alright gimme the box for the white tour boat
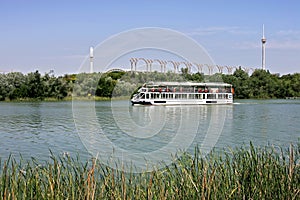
[131,82,234,105]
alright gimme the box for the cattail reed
[0,143,299,199]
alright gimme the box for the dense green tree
[96,76,116,97]
[227,67,251,99]
[0,70,299,101]
[5,72,27,100]
[249,70,278,98]
[46,77,69,99]
[26,70,45,99]
[205,73,223,82]
[280,73,300,97]
[190,72,204,82]
[72,73,100,96]
[181,67,192,80]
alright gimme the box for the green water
[0,99,299,164]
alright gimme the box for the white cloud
[186,26,255,36]
[63,54,87,59]
[234,41,260,50]
[187,27,300,50]
[40,54,87,60]
[276,29,300,37]
[268,40,300,50]
[234,40,300,50]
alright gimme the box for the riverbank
[3,96,300,103]
[1,143,299,199]
[2,96,131,102]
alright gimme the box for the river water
[0,99,299,168]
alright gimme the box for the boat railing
[141,87,232,94]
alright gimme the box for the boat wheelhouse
[131,82,233,105]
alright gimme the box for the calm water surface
[0,100,299,161]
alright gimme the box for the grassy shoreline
[2,97,299,103]
[1,143,299,199]
[2,96,131,102]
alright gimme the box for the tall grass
[1,143,299,199]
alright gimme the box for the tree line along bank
[0,68,299,101]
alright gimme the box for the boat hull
[131,99,232,106]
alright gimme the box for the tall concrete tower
[89,46,94,73]
[261,24,267,70]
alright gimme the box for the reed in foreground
[0,143,299,199]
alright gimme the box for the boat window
[195,94,202,99]
[207,94,216,99]
[146,93,149,99]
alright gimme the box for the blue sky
[0,0,299,75]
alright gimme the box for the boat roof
[144,81,232,87]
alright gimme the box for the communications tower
[261,24,267,70]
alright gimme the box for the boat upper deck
[138,82,233,94]
[144,82,232,87]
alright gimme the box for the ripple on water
[0,100,299,161]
